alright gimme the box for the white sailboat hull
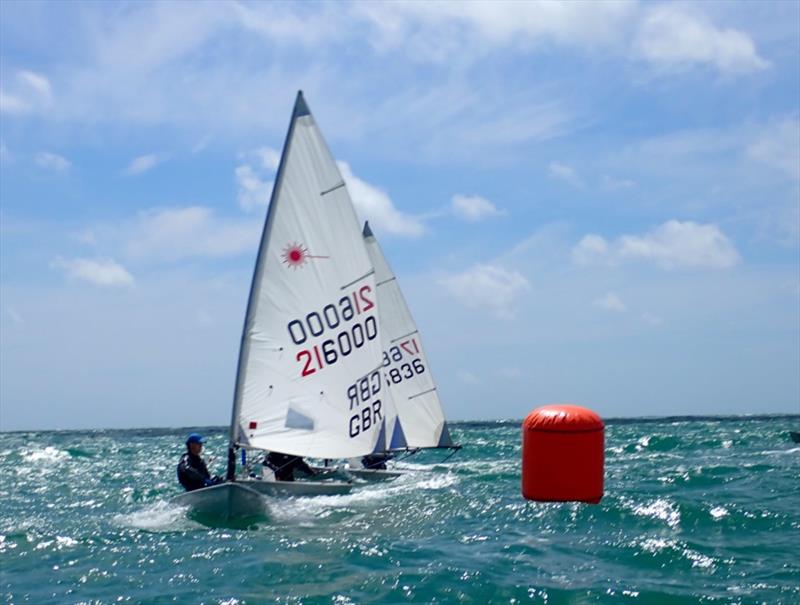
[309,465,403,482]
[347,468,404,481]
[241,477,353,496]
[171,482,268,520]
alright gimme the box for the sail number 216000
[287,286,378,377]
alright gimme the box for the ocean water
[1,416,798,605]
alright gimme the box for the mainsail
[228,92,388,463]
[363,222,454,450]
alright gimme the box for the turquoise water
[1,416,798,604]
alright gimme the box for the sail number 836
[387,358,426,385]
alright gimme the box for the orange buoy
[521,404,604,504]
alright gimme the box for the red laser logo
[281,242,328,269]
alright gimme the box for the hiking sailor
[349,452,393,470]
[262,451,317,482]
[177,433,222,491]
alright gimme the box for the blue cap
[186,433,205,445]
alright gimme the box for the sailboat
[173,91,391,518]
[345,221,459,479]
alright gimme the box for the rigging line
[340,269,375,290]
[320,181,346,196]
[360,455,394,470]
[264,454,305,476]
[390,330,419,343]
[393,448,421,463]
[439,447,461,464]
[386,444,461,453]
[409,387,437,400]
[376,277,396,287]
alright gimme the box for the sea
[1,415,798,605]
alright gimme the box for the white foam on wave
[114,500,191,531]
[639,537,678,553]
[24,446,70,463]
[440,459,515,475]
[637,537,717,570]
[683,547,716,569]
[629,498,681,529]
[710,506,729,520]
[269,471,459,524]
[755,447,800,455]
[33,535,79,552]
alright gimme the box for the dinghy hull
[347,468,403,481]
[172,482,267,520]
[242,478,353,496]
[309,465,404,482]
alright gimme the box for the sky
[1,1,798,431]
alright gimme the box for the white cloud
[441,263,530,319]
[125,206,261,261]
[195,309,213,326]
[601,175,636,190]
[255,147,281,171]
[451,194,504,222]
[572,234,609,265]
[52,257,135,287]
[191,135,212,154]
[235,164,273,212]
[338,161,425,238]
[634,6,769,75]
[125,153,166,176]
[0,4,580,160]
[747,117,800,180]
[641,312,664,326]
[7,306,24,325]
[17,70,52,100]
[548,161,582,187]
[71,229,97,246]
[496,367,522,379]
[0,70,53,115]
[573,220,740,270]
[593,292,627,312]
[35,152,71,173]
[457,370,480,385]
[233,2,343,48]
[234,147,281,211]
[355,1,636,59]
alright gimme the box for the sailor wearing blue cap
[177,433,221,491]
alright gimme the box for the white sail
[363,222,454,449]
[229,92,388,459]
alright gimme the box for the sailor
[177,433,221,491]
[360,452,393,470]
[263,451,316,482]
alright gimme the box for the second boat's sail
[229,92,388,460]
[363,222,454,450]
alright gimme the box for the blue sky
[1,1,798,430]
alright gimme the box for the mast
[226,91,310,480]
